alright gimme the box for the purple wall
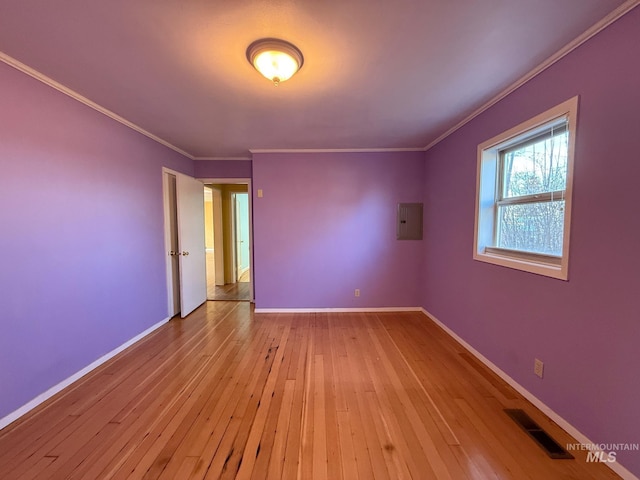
[0,62,193,421]
[422,8,640,475]
[252,151,424,309]
[194,159,252,179]
[2,6,638,475]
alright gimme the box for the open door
[176,173,206,317]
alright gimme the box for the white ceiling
[0,0,630,158]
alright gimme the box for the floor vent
[504,409,574,459]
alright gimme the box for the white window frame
[473,96,578,280]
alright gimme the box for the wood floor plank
[250,321,296,478]
[311,354,328,480]
[195,332,276,479]
[235,324,290,480]
[0,304,624,480]
[265,379,295,479]
[296,318,315,480]
[335,410,359,480]
[281,316,310,480]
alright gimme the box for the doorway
[204,182,252,302]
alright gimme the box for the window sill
[474,249,568,280]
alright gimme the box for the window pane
[497,200,565,256]
[501,129,568,199]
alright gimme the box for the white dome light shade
[246,38,304,86]
[254,50,298,84]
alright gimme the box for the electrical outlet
[534,358,544,378]
[354,289,360,297]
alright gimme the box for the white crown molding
[0,316,171,431]
[424,0,640,152]
[249,147,426,154]
[0,51,195,160]
[420,308,639,480]
[193,156,252,161]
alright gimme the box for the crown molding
[424,0,640,152]
[249,147,425,154]
[0,51,195,160]
[193,156,252,161]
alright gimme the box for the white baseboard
[420,308,638,480]
[254,306,423,314]
[0,316,171,431]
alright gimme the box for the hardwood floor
[0,303,621,479]
[206,251,251,301]
[207,282,252,301]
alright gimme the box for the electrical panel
[397,203,423,240]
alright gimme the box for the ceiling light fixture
[246,38,304,86]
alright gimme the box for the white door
[176,174,206,317]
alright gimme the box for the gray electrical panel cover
[397,203,423,240]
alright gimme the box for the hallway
[206,251,251,301]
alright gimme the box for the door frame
[210,186,225,286]
[162,167,180,317]
[232,192,250,281]
[200,178,254,303]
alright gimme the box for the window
[474,97,578,280]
